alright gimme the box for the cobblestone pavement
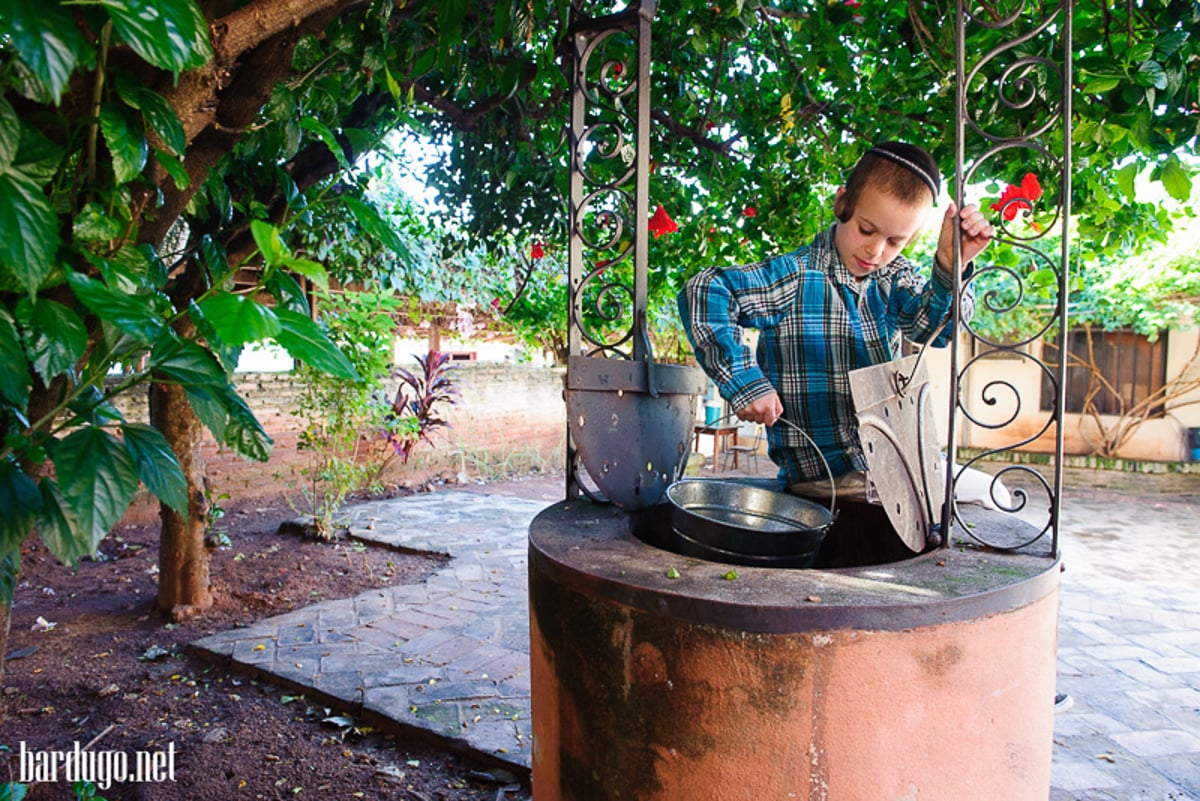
[191,470,1200,799]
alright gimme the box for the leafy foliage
[291,290,403,538]
[382,351,461,464]
[0,0,1196,606]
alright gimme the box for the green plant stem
[84,23,113,189]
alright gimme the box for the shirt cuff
[932,259,975,291]
[725,374,777,412]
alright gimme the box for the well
[542,1,1072,799]
[529,503,1058,801]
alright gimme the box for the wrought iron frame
[560,0,1073,554]
[946,0,1073,558]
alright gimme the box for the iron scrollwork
[948,0,1073,556]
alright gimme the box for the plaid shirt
[678,225,972,485]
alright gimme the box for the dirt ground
[0,474,559,801]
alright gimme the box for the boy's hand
[738,393,784,426]
[935,202,994,275]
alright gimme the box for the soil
[0,474,562,801]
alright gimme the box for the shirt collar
[820,224,859,288]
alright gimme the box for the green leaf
[384,64,404,103]
[1082,75,1121,94]
[154,150,190,190]
[265,271,311,316]
[280,256,329,291]
[251,220,288,266]
[150,338,228,386]
[33,480,91,567]
[0,97,18,171]
[273,309,360,381]
[197,293,282,346]
[73,201,125,242]
[66,272,167,343]
[0,0,90,103]
[50,427,140,546]
[0,168,59,294]
[183,384,228,443]
[121,423,187,515]
[199,234,232,285]
[0,307,32,407]
[342,196,411,262]
[104,0,213,75]
[15,297,87,382]
[117,80,187,156]
[0,552,19,610]
[0,458,40,557]
[299,118,349,171]
[1135,59,1168,90]
[1115,162,1138,200]
[1157,155,1192,203]
[99,103,148,184]
[221,389,273,461]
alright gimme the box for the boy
[678,141,994,505]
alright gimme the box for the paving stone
[189,482,1200,787]
[1049,756,1122,792]
[1110,659,1185,688]
[1110,729,1200,758]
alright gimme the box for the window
[1041,328,1167,416]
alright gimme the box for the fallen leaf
[666,567,680,579]
[805,595,822,603]
[1094,753,1116,763]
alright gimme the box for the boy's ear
[833,186,849,222]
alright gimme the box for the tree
[1,0,1196,680]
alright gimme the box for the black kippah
[865,147,940,199]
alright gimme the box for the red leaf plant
[991,172,1043,221]
[382,350,461,463]
[648,205,679,238]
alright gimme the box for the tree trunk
[150,381,213,619]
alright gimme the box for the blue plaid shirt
[678,224,972,485]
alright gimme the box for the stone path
[191,473,1200,799]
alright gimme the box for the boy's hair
[834,142,941,223]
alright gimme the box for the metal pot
[666,479,834,568]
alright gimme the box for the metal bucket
[666,479,834,568]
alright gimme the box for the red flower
[844,0,862,7]
[991,172,1043,221]
[743,206,757,217]
[648,205,679,239]
[613,62,624,76]
[704,120,715,130]
[530,242,545,260]
[490,297,501,311]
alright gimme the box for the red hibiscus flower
[648,205,679,238]
[991,173,1043,221]
[530,242,545,260]
[743,206,757,217]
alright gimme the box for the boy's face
[833,182,931,279]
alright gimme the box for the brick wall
[112,363,567,508]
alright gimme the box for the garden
[1,0,1198,798]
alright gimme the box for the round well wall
[529,501,1060,801]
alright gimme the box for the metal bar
[1053,0,1073,558]
[942,0,968,549]
[632,1,654,361]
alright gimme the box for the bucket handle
[710,410,838,524]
